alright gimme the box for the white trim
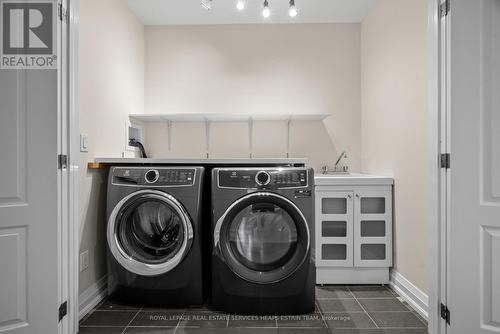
[427,0,442,333]
[57,0,68,331]
[59,0,76,333]
[78,276,108,320]
[389,270,429,320]
[68,0,80,333]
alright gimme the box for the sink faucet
[334,151,348,170]
[322,151,349,174]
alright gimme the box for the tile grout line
[321,310,419,314]
[410,309,429,327]
[80,298,107,324]
[121,306,143,334]
[347,286,379,329]
[173,308,187,334]
[390,286,429,327]
[317,297,397,300]
[316,300,332,333]
[397,295,429,327]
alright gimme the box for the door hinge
[440,153,450,169]
[58,154,68,169]
[440,303,450,325]
[58,3,68,23]
[440,0,450,18]
[58,301,68,322]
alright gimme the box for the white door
[353,189,392,268]
[0,0,63,333]
[315,191,354,267]
[447,0,500,333]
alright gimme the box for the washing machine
[106,166,204,306]
[211,167,315,314]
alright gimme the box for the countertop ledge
[314,173,394,186]
[93,157,308,165]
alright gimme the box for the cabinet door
[353,190,392,267]
[315,191,354,267]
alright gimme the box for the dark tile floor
[79,285,428,334]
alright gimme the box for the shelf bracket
[248,117,254,159]
[166,120,172,151]
[286,116,292,158]
[205,118,210,159]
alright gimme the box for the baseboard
[389,270,429,320]
[317,267,389,284]
[79,275,107,320]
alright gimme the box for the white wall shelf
[129,112,330,123]
[130,113,330,158]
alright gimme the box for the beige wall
[79,0,144,294]
[361,0,428,293]
[143,24,361,172]
[78,1,430,297]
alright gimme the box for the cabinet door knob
[355,194,360,198]
[347,194,352,199]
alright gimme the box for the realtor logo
[1,0,56,69]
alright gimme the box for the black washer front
[218,192,309,284]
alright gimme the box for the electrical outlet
[80,250,89,272]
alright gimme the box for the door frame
[67,0,80,333]
[56,0,78,333]
[428,0,448,333]
[61,0,447,333]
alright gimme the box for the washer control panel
[112,168,195,186]
[218,169,308,189]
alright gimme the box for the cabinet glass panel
[360,244,386,260]
[360,197,385,214]
[322,244,347,260]
[322,198,347,214]
[360,221,386,237]
[322,221,347,237]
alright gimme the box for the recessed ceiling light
[236,0,245,11]
[289,0,298,17]
[262,0,271,18]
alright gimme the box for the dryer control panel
[112,167,196,187]
[218,169,308,189]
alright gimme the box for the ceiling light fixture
[201,0,296,19]
[289,0,298,17]
[262,0,271,18]
[236,0,245,11]
[201,0,212,10]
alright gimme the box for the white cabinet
[315,191,354,267]
[314,174,393,284]
[354,189,392,268]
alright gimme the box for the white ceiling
[126,0,376,25]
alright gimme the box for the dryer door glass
[217,192,310,284]
[108,190,194,276]
[118,198,184,264]
[229,204,298,271]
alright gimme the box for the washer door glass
[217,192,310,284]
[229,203,298,272]
[118,199,184,264]
[108,190,193,276]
